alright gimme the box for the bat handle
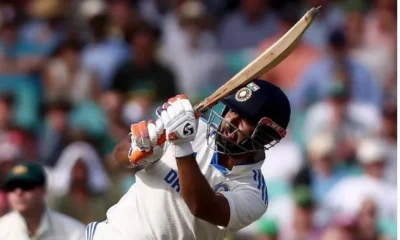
[128,112,203,165]
[194,110,204,119]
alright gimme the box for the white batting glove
[156,94,197,158]
[128,119,165,167]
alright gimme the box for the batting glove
[156,94,197,158]
[128,119,165,167]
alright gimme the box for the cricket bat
[129,7,320,164]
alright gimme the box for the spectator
[203,0,235,19]
[0,6,43,130]
[302,82,382,162]
[255,218,279,240]
[0,94,37,162]
[323,138,397,222]
[109,0,140,42]
[258,3,320,91]
[43,38,100,105]
[345,9,395,89]
[0,125,31,186]
[111,22,178,121]
[260,136,302,199]
[0,162,86,239]
[344,10,364,53]
[39,100,71,168]
[160,0,228,100]
[137,0,171,27]
[293,133,350,203]
[48,141,110,198]
[320,227,343,240]
[330,213,359,240]
[19,0,67,56]
[363,0,396,50]
[4,130,37,162]
[280,186,322,240]
[291,28,382,109]
[320,224,354,240]
[355,199,390,240]
[161,0,216,52]
[47,141,112,224]
[0,5,44,74]
[218,0,279,52]
[301,0,345,48]
[67,100,108,140]
[0,134,20,217]
[80,0,130,89]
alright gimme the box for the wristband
[172,142,194,158]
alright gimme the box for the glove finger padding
[139,121,151,152]
[131,123,143,150]
[168,97,184,116]
[128,144,164,167]
[165,103,178,121]
[160,108,171,126]
[155,119,164,137]
[147,121,157,147]
[157,94,197,144]
[181,99,194,113]
[130,120,164,152]
[129,119,166,167]
[131,121,150,152]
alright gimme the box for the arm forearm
[176,155,229,226]
[176,155,215,210]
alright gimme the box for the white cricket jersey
[106,120,269,240]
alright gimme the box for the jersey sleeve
[219,170,268,231]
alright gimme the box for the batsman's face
[219,109,255,146]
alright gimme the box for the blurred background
[0,0,396,239]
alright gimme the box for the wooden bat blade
[194,6,320,113]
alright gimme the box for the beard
[216,135,244,154]
[215,126,251,155]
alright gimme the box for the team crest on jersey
[235,87,252,102]
[214,182,230,192]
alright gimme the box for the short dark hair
[127,20,161,43]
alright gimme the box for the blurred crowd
[0,0,396,239]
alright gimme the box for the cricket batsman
[86,78,291,240]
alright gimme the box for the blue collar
[210,152,230,175]
[210,152,261,175]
